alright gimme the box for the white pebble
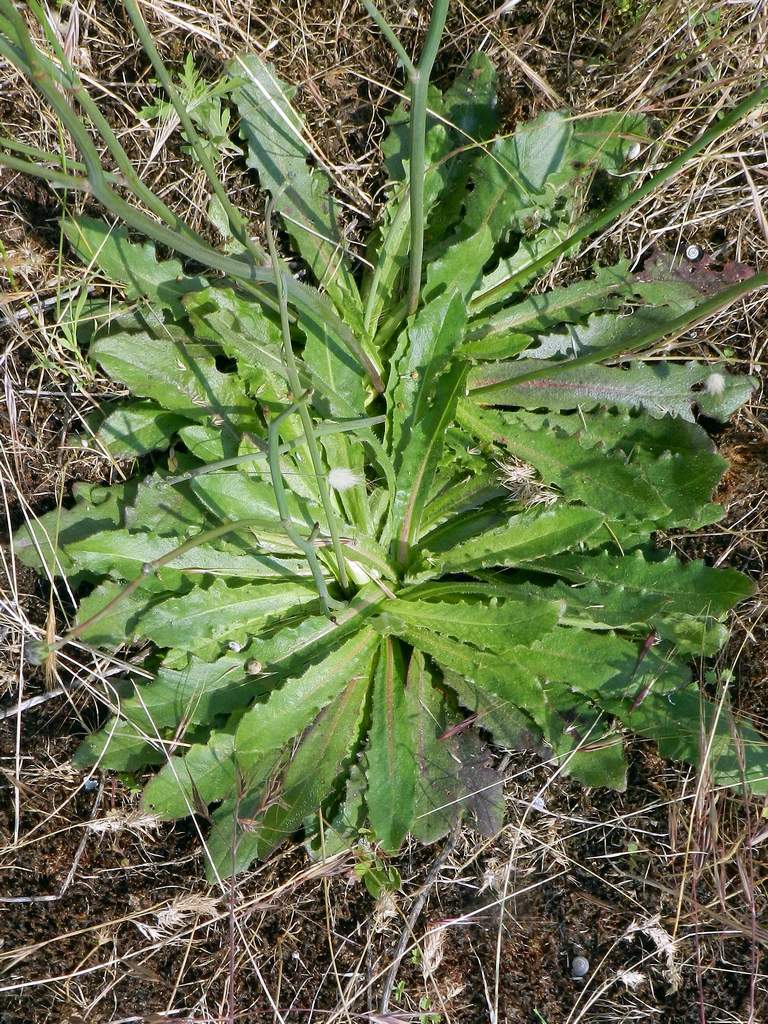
[571,956,590,979]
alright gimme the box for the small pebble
[571,956,590,980]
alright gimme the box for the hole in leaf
[214,353,238,374]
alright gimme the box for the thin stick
[265,196,351,594]
[406,0,449,315]
[162,414,386,485]
[360,1,416,77]
[267,396,343,618]
[363,0,450,315]
[0,6,383,392]
[378,823,459,1014]
[23,0,204,242]
[122,0,265,262]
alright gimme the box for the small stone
[571,956,590,979]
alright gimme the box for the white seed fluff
[615,969,646,990]
[328,467,363,492]
[705,372,726,396]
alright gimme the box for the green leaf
[231,54,362,326]
[423,52,499,243]
[389,292,468,457]
[235,628,378,779]
[413,505,606,578]
[208,666,371,876]
[188,470,323,536]
[65,529,313,582]
[74,579,160,646]
[516,406,716,456]
[184,286,287,396]
[74,721,162,772]
[405,658,505,840]
[90,317,254,427]
[467,261,641,339]
[386,292,469,559]
[404,652,464,843]
[470,227,580,314]
[142,729,237,820]
[504,407,728,529]
[608,689,768,795]
[12,481,126,576]
[459,403,671,521]
[376,623,548,732]
[525,548,755,619]
[92,402,189,456]
[469,359,756,422]
[510,578,728,656]
[378,595,562,653]
[516,308,689,362]
[133,578,321,650]
[366,637,415,852]
[539,681,627,789]
[365,118,464,338]
[63,216,206,315]
[461,112,573,242]
[441,669,542,751]
[390,362,469,566]
[245,582,381,660]
[117,652,255,731]
[423,224,494,305]
[124,473,210,538]
[306,759,368,859]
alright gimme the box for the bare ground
[1,2,768,1022]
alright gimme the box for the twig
[265,194,351,595]
[267,396,343,617]
[362,0,450,315]
[378,823,459,1014]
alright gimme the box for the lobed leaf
[235,628,378,779]
[91,317,254,428]
[413,505,606,578]
[231,54,363,327]
[92,402,189,457]
[64,216,206,315]
[469,359,756,422]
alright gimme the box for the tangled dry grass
[1,2,768,1022]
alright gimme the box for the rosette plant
[5,0,768,879]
